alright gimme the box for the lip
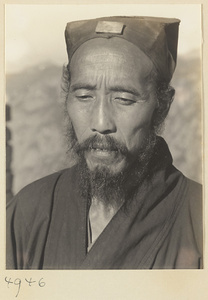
[85,148,121,164]
[91,148,118,157]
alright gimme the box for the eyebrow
[109,86,141,97]
[70,83,142,97]
[70,83,97,92]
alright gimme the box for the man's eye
[76,95,94,101]
[115,97,136,105]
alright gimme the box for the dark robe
[6,138,203,269]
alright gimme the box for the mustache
[74,134,129,156]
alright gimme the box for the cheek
[123,125,151,152]
[118,106,155,150]
[66,99,89,142]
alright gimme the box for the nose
[90,97,116,134]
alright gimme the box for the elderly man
[7,16,202,269]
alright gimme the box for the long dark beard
[64,114,157,210]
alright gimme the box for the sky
[5,4,201,73]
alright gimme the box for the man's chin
[78,157,127,210]
[84,150,127,175]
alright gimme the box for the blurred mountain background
[6,51,202,196]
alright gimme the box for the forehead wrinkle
[72,56,135,75]
[70,39,153,75]
[69,38,155,96]
[78,52,128,64]
[70,65,151,97]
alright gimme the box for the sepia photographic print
[2,2,208,299]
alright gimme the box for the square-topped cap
[65,16,180,82]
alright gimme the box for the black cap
[65,16,180,82]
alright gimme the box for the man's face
[66,38,158,175]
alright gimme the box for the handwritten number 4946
[5,277,46,297]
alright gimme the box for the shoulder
[185,177,202,213]
[183,177,203,257]
[175,174,202,226]
[186,177,202,194]
[7,167,76,225]
[170,165,202,209]
[9,169,67,203]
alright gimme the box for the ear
[162,87,175,118]
[152,86,175,130]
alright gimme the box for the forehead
[69,38,153,81]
